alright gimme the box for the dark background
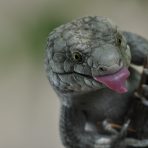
[0,0,148,148]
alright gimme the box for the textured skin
[45,16,148,148]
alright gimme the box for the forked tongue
[94,68,130,94]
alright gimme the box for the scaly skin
[45,16,148,148]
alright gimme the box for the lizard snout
[91,44,123,76]
[97,61,123,75]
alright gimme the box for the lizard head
[45,16,131,94]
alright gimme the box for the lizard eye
[72,52,83,63]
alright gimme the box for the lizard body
[45,16,148,148]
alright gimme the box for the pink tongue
[94,68,130,94]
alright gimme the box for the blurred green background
[0,0,148,148]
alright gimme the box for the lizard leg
[61,105,131,148]
[102,119,130,136]
[60,105,114,148]
[135,68,148,106]
[99,120,131,148]
[110,120,130,148]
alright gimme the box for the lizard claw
[102,119,130,137]
[109,120,130,148]
[112,120,130,141]
[101,119,131,148]
[102,120,119,135]
[95,120,129,148]
[119,120,130,137]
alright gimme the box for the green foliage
[23,17,66,61]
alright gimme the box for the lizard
[45,16,148,148]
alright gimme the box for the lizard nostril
[99,67,108,72]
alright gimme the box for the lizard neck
[57,89,100,107]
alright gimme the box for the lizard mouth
[55,68,130,93]
[93,68,130,94]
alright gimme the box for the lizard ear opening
[117,38,122,46]
[116,33,123,47]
